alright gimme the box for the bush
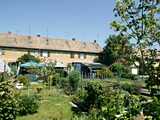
[32,84,43,94]
[17,75,30,86]
[96,67,113,79]
[72,80,142,119]
[72,81,106,113]
[143,97,160,119]
[0,79,17,120]
[58,77,68,87]
[17,95,40,116]
[17,54,40,64]
[111,63,135,79]
[68,71,81,94]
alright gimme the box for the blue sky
[0,0,115,47]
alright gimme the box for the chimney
[46,38,49,45]
[37,34,40,37]
[94,40,97,43]
[8,31,12,35]
[28,35,31,39]
[72,38,76,41]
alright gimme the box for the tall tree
[100,34,131,66]
[111,0,160,74]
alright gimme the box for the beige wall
[47,51,98,65]
[0,48,27,63]
[0,48,98,65]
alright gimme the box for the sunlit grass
[17,87,72,120]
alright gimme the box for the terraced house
[0,32,102,66]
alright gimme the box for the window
[70,53,75,58]
[0,49,5,55]
[79,53,86,59]
[41,51,49,57]
[30,50,39,56]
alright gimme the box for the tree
[100,34,131,66]
[111,0,160,74]
[17,54,40,64]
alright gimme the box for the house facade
[0,32,102,66]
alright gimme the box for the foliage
[17,75,30,86]
[110,63,135,79]
[72,80,142,119]
[17,54,40,64]
[145,58,160,94]
[37,63,60,87]
[68,71,81,94]
[111,63,127,76]
[120,82,139,94]
[57,77,71,94]
[0,74,17,120]
[143,97,160,119]
[17,94,40,116]
[96,67,113,79]
[0,72,11,82]
[100,34,131,66]
[32,84,43,94]
[111,0,160,74]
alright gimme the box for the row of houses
[0,32,102,66]
[0,32,104,76]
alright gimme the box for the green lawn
[17,87,72,120]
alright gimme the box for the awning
[20,61,44,68]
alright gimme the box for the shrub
[0,79,17,120]
[68,71,81,94]
[72,80,142,119]
[32,84,43,94]
[17,54,40,64]
[58,77,69,88]
[120,82,139,94]
[111,63,135,79]
[96,67,113,79]
[17,75,30,86]
[143,97,160,119]
[72,81,106,113]
[17,94,40,116]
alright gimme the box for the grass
[17,86,72,120]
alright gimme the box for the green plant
[17,94,40,116]
[96,67,113,79]
[32,84,43,94]
[17,75,30,86]
[68,71,81,94]
[72,80,142,119]
[143,97,160,119]
[0,76,17,120]
[17,54,40,64]
[111,63,135,79]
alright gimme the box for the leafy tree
[111,0,160,74]
[100,35,131,66]
[17,54,40,64]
